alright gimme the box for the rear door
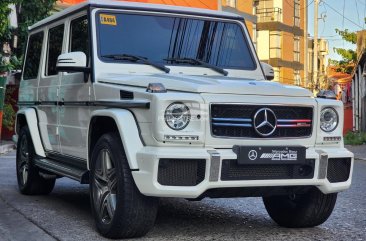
[37,22,65,153]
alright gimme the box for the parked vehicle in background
[15,0,353,238]
[317,89,337,100]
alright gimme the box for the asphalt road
[0,151,365,241]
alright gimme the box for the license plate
[233,146,306,165]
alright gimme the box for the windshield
[96,12,256,70]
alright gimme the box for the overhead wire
[322,1,363,29]
[342,0,346,47]
[355,0,361,25]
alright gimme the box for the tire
[263,187,337,228]
[90,132,158,239]
[16,126,55,195]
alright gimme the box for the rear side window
[46,24,64,76]
[70,16,89,57]
[23,32,44,80]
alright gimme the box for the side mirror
[57,52,90,82]
[261,62,274,81]
[316,90,337,100]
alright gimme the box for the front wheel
[263,187,337,228]
[90,132,158,239]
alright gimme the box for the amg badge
[234,145,306,165]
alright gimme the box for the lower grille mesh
[221,159,315,181]
[158,159,206,186]
[327,158,351,183]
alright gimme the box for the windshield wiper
[164,57,228,76]
[102,54,170,73]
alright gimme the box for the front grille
[221,159,315,181]
[158,159,206,186]
[327,158,351,183]
[211,104,313,138]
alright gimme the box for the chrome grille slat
[212,123,252,127]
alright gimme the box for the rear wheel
[16,126,55,195]
[263,187,337,228]
[90,132,158,239]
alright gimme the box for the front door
[58,14,91,159]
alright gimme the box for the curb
[0,144,15,154]
[355,157,366,161]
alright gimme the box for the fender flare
[88,109,144,170]
[16,108,46,157]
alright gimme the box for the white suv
[15,0,353,238]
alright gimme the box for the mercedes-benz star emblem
[248,150,258,160]
[253,108,277,137]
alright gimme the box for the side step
[34,158,89,184]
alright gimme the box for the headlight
[320,107,338,132]
[165,102,191,130]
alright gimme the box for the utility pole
[304,0,308,88]
[313,0,319,92]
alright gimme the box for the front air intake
[158,159,206,186]
[327,158,351,183]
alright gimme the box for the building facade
[351,30,366,132]
[220,0,308,86]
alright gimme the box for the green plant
[2,103,15,131]
[344,131,366,145]
[330,28,357,74]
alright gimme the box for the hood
[99,73,313,97]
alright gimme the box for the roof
[59,0,218,10]
[29,0,243,31]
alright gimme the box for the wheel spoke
[94,169,108,183]
[102,151,112,175]
[93,148,117,224]
[20,164,28,184]
[105,193,117,220]
[109,172,117,191]
[20,137,29,161]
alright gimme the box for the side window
[70,16,89,57]
[46,24,64,76]
[23,32,44,80]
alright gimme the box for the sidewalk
[0,196,56,241]
[0,140,15,154]
[346,145,366,161]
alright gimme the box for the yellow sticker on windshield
[100,14,117,26]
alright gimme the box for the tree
[330,28,357,74]
[1,0,57,70]
[14,0,57,57]
[0,1,15,72]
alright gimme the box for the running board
[34,158,89,184]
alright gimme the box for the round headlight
[320,107,338,132]
[165,102,191,130]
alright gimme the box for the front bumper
[132,146,354,198]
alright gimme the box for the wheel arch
[88,109,144,170]
[16,108,46,157]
